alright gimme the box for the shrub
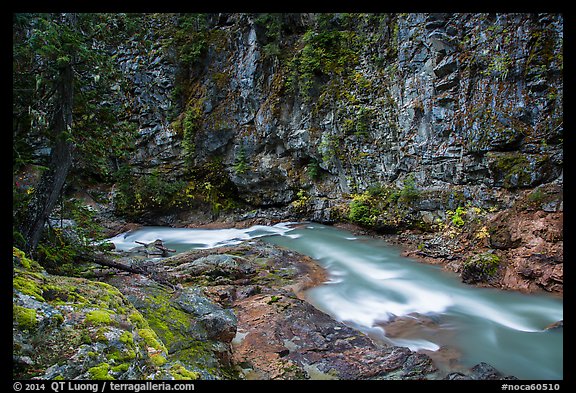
[348,193,376,226]
[399,174,420,203]
[447,206,466,227]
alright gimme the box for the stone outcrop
[12,248,200,380]
[399,182,562,293]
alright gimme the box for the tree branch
[79,252,146,275]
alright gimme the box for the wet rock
[164,253,255,282]
[174,289,237,342]
[544,320,563,330]
[231,293,440,380]
[469,362,518,380]
[461,251,501,284]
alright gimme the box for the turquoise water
[109,222,563,379]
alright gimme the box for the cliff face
[114,13,562,219]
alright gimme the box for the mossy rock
[12,255,171,380]
[461,251,501,284]
[486,151,556,189]
[104,274,238,379]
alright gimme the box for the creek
[108,222,563,380]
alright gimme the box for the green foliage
[318,134,340,166]
[114,168,187,216]
[399,174,420,204]
[67,199,106,246]
[36,239,77,270]
[345,178,425,231]
[13,13,141,179]
[171,14,209,66]
[343,105,375,136]
[447,206,467,227]
[267,295,282,305]
[13,13,151,258]
[291,189,310,214]
[482,53,513,81]
[307,159,321,180]
[285,18,359,100]
[114,159,239,219]
[233,143,249,174]
[348,193,377,227]
[255,13,283,59]
[31,197,108,272]
[181,104,203,165]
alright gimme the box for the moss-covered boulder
[461,251,501,284]
[103,273,238,380]
[12,248,199,380]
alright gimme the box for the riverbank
[98,182,563,298]
[332,184,563,297]
[15,222,536,380]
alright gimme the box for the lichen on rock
[12,247,196,380]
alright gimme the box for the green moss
[150,353,168,367]
[51,313,64,325]
[167,342,217,373]
[137,328,167,353]
[93,281,123,296]
[13,305,38,331]
[85,310,113,326]
[95,327,110,342]
[135,290,193,353]
[13,274,45,301]
[111,363,130,373]
[487,152,533,189]
[461,251,501,283]
[42,283,89,305]
[107,347,136,363]
[81,331,93,345]
[13,247,32,269]
[127,311,147,329]
[169,364,200,380]
[88,363,115,380]
[267,295,282,305]
[119,331,134,346]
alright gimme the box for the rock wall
[114,13,562,218]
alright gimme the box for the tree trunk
[21,49,74,255]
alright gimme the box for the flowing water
[108,222,563,380]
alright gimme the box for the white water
[107,222,298,252]
[107,222,563,380]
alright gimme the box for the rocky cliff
[114,13,562,206]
